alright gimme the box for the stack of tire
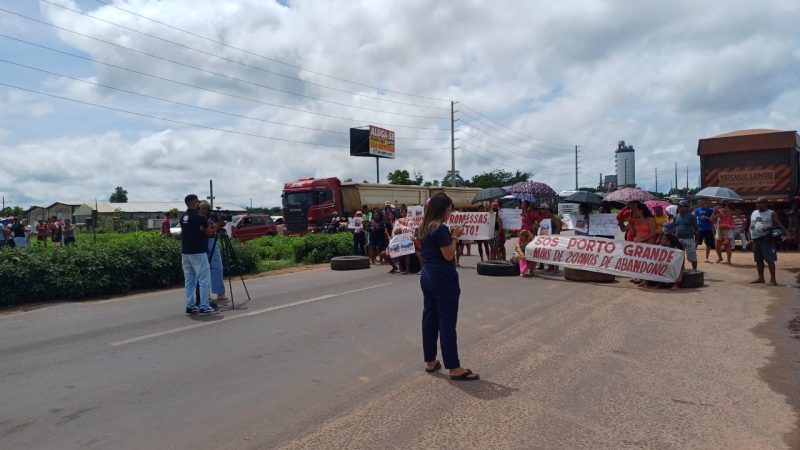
[476,260,520,276]
[330,256,370,271]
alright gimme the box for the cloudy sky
[1,0,799,209]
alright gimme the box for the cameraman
[198,201,227,304]
[180,194,217,315]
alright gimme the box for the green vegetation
[0,231,353,307]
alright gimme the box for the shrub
[0,231,355,307]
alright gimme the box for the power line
[0,81,352,148]
[458,101,574,148]
[91,0,450,103]
[0,34,443,131]
[39,0,450,112]
[0,8,447,120]
[457,109,571,153]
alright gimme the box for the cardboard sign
[572,214,616,235]
[498,208,522,230]
[396,212,496,240]
[525,235,684,283]
[387,233,416,258]
[348,217,364,231]
[406,205,424,218]
[561,214,574,231]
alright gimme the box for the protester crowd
[349,194,792,291]
[0,216,75,249]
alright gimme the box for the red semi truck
[281,177,480,234]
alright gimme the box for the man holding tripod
[181,194,218,315]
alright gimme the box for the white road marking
[110,282,392,347]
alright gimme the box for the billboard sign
[368,125,395,159]
[350,125,395,159]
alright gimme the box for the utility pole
[674,161,678,195]
[655,167,658,193]
[685,166,689,195]
[450,101,457,187]
[207,180,215,210]
[599,172,603,190]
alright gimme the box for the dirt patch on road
[753,252,800,448]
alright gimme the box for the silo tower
[615,140,636,187]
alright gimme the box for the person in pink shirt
[161,213,172,237]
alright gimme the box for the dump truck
[281,177,481,233]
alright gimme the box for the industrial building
[615,141,636,187]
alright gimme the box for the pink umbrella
[603,187,656,203]
[644,200,672,214]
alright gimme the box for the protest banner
[347,217,364,230]
[524,235,684,283]
[396,212,495,240]
[387,233,416,258]
[561,214,574,231]
[498,208,522,230]
[407,205,424,218]
[587,214,619,237]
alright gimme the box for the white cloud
[0,91,54,118]
[0,0,797,204]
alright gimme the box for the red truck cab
[281,177,344,233]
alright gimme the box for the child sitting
[512,230,535,278]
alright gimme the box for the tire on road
[330,256,371,271]
[679,269,704,288]
[477,260,519,276]
[563,267,615,283]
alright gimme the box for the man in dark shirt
[180,194,216,315]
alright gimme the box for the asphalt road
[1,249,798,449]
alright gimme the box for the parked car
[230,214,278,241]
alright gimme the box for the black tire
[477,260,519,276]
[679,269,704,288]
[330,256,370,271]
[563,267,615,282]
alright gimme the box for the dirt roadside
[748,251,800,449]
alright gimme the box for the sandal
[425,361,442,373]
[449,369,480,381]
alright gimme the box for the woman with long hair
[419,193,479,381]
[628,201,656,243]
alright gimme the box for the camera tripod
[196,229,251,310]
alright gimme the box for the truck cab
[281,177,344,233]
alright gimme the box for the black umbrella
[471,187,507,204]
[562,191,603,207]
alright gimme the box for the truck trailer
[281,177,481,233]
[697,128,800,247]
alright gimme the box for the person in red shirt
[616,206,634,241]
[161,213,172,237]
[36,220,49,245]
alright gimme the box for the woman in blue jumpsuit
[419,193,479,380]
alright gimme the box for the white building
[614,141,636,187]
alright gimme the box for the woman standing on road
[419,193,479,381]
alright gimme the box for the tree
[0,206,23,217]
[441,171,466,187]
[109,186,128,203]
[467,169,531,189]
[387,169,423,185]
[168,207,181,220]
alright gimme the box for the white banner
[498,208,522,230]
[387,233,416,258]
[396,212,495,240]
[579,213,619,237]
[406,205,424,218]
[524,235,684,283]
[561,214,574,231]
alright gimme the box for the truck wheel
[330,256,371,271]
[563,267,615,282]
[477,260,519,276]
[679,269,704,288]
